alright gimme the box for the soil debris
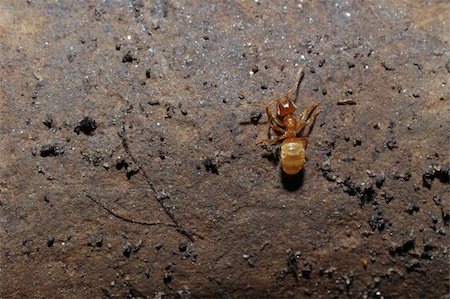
[164,264,174,285]
[389,238,415,256]
[337,99,357,105]
[122,51,136,63]
[422,164,450,189]
[368,212,385,231]
[375,172,385,188]
[46,236,54,247]
[385,137,397,150]
[43,115,54,129]
[277,251,301,283]
[40,144,64,157]
[74,117,97,135]
[340,178,377,206]
[203,157,219,174]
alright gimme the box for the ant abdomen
[280,137,307,175]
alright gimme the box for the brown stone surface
[1,1,449,298]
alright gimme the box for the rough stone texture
[0,1,449,298]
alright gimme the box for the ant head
[277,98,297,116]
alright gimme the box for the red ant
[246,65,321,175]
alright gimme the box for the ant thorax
[282,115,297,132]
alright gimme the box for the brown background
[0,0,449,298]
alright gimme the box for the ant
[245,64,321,175]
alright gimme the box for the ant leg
[296,103,320,133]
[266,106,284,127]
[256,132,287,145]
[300,103,320,122]
[298,136,309,149]
[240,99,277,112]
[241,100,283,126]
[304,110,321,126]
[258,123,285,144]
[239,103,264,110]
[268,134,288,144]
[297,110,321,133]
[270,123,286,134]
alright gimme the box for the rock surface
[0,0,449,298]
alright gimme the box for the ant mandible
[248,64,321,175]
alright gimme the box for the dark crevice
[118,125,202,241]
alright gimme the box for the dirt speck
[40,144,64,157]
[74,117,97,135]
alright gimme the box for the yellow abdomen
[280,137,307,175]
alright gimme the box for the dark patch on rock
[250,110,262,125]
[145,69,152,78]
[43,115,54,129]
[385,137,397,150]
[178,240,193,259]
[341,177,361,197]
[421,240,437,259]
[340,178,377,206]
[148,99,160,106]
[302,262,313,279]
[422,164,450,189]
[115,158,139,179]
[375,173,385,188]
[405,201,419,215]
[353,137,362,146]
[432,196,441,206]
[127,285,147,299]
[393,172,411,181]
[46,236,54,247]
[261,144,280,165]
[40,144,64,157]
[405,258,423,273]
[389,238,415,256]
[319,160,336,182]
[164,264,174,285]
[368,212,385,231]
[178,240,187,252]
[122,51,136,63]
[381,190,394,203]
[123,242,132,258]
[74,117,97,135]
[442,208,450,226]
[87,233,103,248]
[204,157,219,174]
[177,286,192,299]
[381,62,395,71]
[277,251,301,283]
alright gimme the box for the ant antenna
[286,64,306,102]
